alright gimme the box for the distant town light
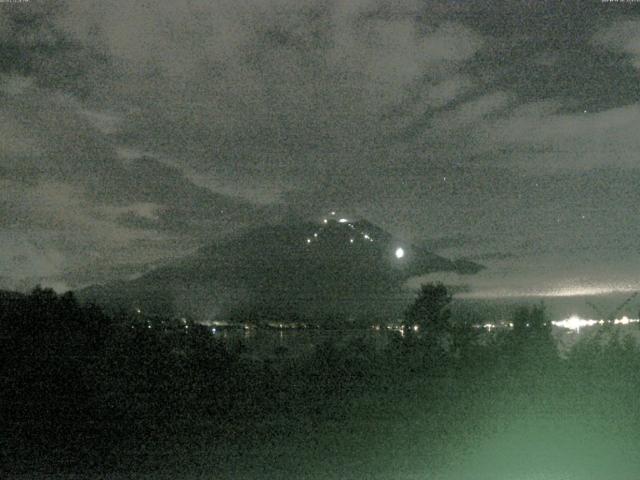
[350,238,354,243]
[306,238,311,244]
[338,218,348,223]
[323,219,328,224]
[553,314,639,333]
[395,247,405,259]
[554,315,593,333]
[617,316,631,325]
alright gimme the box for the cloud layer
[1,1,640,295]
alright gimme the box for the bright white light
[395,247,405,259]
[350,238,354,243]
[331,211,336,215]
[323,219,328,224]
[363,234,370,240]
[314,233,318,237]
[338,218,348,223]
[553,315,598,333]
[615,316,638,325]
[306,238,311,244]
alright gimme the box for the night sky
[2,0,640,301]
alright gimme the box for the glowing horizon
[457,284,639,300]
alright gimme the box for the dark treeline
[2,284,640,476]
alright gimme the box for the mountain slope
[78,218,483,323]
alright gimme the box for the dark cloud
[0,2,111,96]
[465,252,517,262]
[423,234,486,252]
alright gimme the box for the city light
[552,315,639,332]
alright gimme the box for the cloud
[594,19,640,69]
[469,102,640,170]
[2,0,639,297]
[0,7,260,288]
[430,17,640,177]
[0,229,65,287]
[53,0,483,192]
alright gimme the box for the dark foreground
[3,289,640,479]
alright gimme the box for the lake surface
[209,321,640,359]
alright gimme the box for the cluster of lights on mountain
[307,211,406,260]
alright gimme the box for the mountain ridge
[77,217,483,323]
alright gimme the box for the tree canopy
[404,282,452,336]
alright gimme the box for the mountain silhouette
[77,218,483,324]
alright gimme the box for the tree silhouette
[512,303,552,342]
[404,282,452,348]
[508,302,557,370]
